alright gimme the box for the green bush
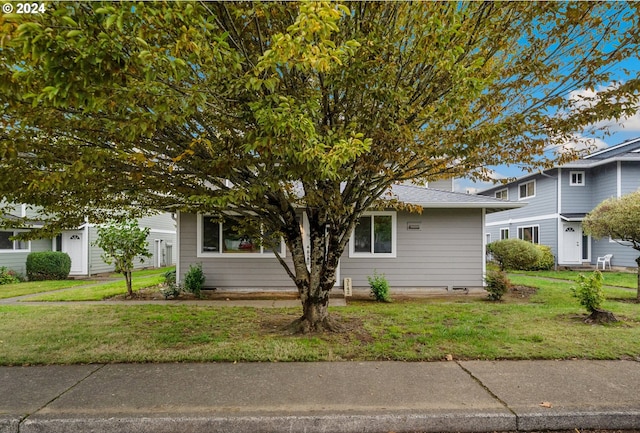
[487,239,541,271]
[572,271,605,313]
[184,263,205,298]
[160,269,181,299]
[532,245,555,270]
[368,270,391,302]
[0,267,20,285]
[485,269,511,301]
[26,251,71,281]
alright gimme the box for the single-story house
[176,184,524,292]
[1,203,177,276]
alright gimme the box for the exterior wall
[178,212,295,290]
[429,179,454,192]
[485,216,559,263]
[341,208,485,289]
[590,163,618,207]
[621,162,640,195]
[0,238,51,275]
[560,168,590,214]
[592,238,639,270]
[179,208,487,291]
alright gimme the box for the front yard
[0,270,638,365]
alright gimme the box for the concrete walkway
[1,360,639,433]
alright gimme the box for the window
[518,225,539,244]
[495,189,508,201]
[518,180,535,199]
[198,215,283,257]
[570,171,585,186]
[350,212,396,257]
[500,228,509,240]
[0,231,29,252]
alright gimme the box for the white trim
[500,227,510,240]
[486,213,558,227]
[176,212,181,284]
[0,229,31,253]
[482,208,487,279]
[518,179,536,200]
[494,188,508,201]
[584,137,640,159]
[569,170,585,186]
[349,211,397,258]
[517,224,540,244]
[148,229,177,235]
[617,161,622,198]
[196,214,285,259]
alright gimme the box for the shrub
[485,269,511,301]
[160,269,181,299]
[26,251,71,281]
[0,267,20,285]
[532,245,555,270]
[368,270,391,302]
[184,263,205,298]
[487,239,541,271]
[572,270,605,313]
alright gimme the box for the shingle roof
[390,184,524,211]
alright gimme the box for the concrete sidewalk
[1,360,639,433]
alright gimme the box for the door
[63,231,86,275]
[560,222,582,264]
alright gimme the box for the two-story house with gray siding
[1,204,177,276]
[479,137,640,268]
[176,183,524,292]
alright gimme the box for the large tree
[583,191,640,301]
[1,2,639,331]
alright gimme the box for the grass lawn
[511,269,638,289]
[0,280,95,299]
[0,273,638,365]
[20,267,173,301]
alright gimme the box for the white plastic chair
[596,254,613,270]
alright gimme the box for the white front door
[63,231,87,275]
[560,222,582,264]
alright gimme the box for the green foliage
[485,269,511,301]
[368,270,391,302]
[184,264,205,298]
[533,245,555,271]
[487,239,542,271]
[94,220,151,296]
[160,269,181,299]
[0,267,21,285]
[584,191,640,251]
[25,251,71,281]
[572,271,605,313]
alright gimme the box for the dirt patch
[509,285,538,300]
[110,286,301,301]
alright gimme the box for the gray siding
[486,217,559,263]
[590,163,618,207]
[0,238,52,275]
[179,209,487,290]
[621,162,640,195]
[591,238,639,270]
[429,179,454,192]
[179,212,295,289]
[341,209,485,289]
[560,168,590,213]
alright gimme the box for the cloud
[546,133,608,155]
[569,85,640,133]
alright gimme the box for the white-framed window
[517,225,540,244]
[570,171,585,186]
[500,228,509,240]
[349,211,397,258]
[495,188,508,201]
[197,214,284,258]
[0,230,30,253]
[518,180,535,200]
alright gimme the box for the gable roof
[390,184,524,212]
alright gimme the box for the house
[478,137,640,269]
[176,183,523,292]
[0,203,177,276]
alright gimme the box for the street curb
[0,416,20,433]
[517,410,640,431]
[19,413,516,433]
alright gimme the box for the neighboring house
[479,137,640,268]
[176,184,523,292]
[0,204,177,276]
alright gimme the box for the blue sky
[455,44,640,194]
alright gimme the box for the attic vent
[407,222,421,231]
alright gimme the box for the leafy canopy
[583,191,640,252]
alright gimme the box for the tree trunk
[125,271,133,297]
[585,308,618,324]
[288,292,343,333]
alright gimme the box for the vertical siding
[341,209,484,288]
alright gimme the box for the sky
[455,46,640,194]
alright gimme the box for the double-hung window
[0,231,29,252]
[518,180,535,199]
[495,189,508,201]
[350,212,396,258]
[570,171,585,186]
[500,228,509,240]
[198,215,284,257]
